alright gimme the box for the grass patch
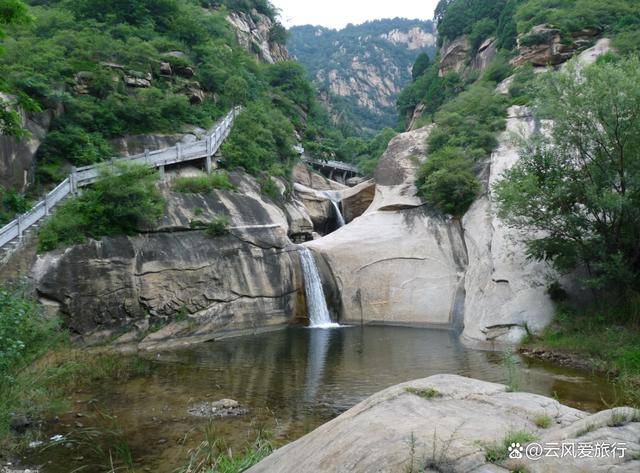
[171,172,235,194]
[0,286,152,451]
[533,415,552,429]
[524,306,640,406]
[484,431,536,463]
[177,422,273,473]
[405,387,442,399]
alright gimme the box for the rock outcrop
[0,94,59,192]
[439,35,471,76]
[512,24,603,67]
[307,125,469,328]
[306,110,557,343]
[32,171,308,346]
[248,375,640,473]
[461,106,555,345]
[225,10,288,64]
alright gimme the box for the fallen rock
[187,399,248,418]
[248,375,640,473]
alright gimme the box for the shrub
[221,101,296,175]
[38,163,164,252]
[172,172,235,194]
[204,215,231,237]
[259,176,281,201]
[0,287,58,383]
[469,18,497,52]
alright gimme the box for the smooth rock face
[461,106,555,345]
[33,172,306,343]
[308,125,467,327]
[248,375,640,473]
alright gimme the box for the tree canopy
[495,57,640,294]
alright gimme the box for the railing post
[70,167,78,195]
[44,193,49,215]
[205,136,212,174]
[145,148,150,165]
[17,214,22,240]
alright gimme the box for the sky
[269,0,440,30]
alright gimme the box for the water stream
[323,191,346,228]
[18,326,617,473]
[329,200,346,227]
[299,247,339,328]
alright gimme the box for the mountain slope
[288,18,436,134]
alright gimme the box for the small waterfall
[322,191,345,228]
[299,247,339,328]
[329,200,346,227]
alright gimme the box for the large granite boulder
[248,375,640,473]
[307,125,467,327]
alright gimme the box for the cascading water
[329,200,346,228]
[323,191,346,228]
[299,247,340,328]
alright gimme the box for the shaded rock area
[187,399,248,418]
[0,93,60,192]
[32,171,310,347]
[248,375,640,473]
[511,24,601,67]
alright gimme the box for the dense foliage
[416,83,507,216]
[495,57,640,293]
[38,164,164,251]
[288,19,436,134]
[0,0,336,188]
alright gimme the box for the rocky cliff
[226,10,289,64]
[288,19,436,133]
[31,169,321,348]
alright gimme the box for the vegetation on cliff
[37,164,164,252]
[0,0,340,190]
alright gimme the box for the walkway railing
[0,107,241,250]
[301,157,361,174]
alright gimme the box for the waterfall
[322,191,345,228]
[299,247,339,328]
[329,200,346,227]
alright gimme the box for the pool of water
[18,326,616,472]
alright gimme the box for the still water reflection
[23,326,615,472]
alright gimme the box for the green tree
[494,58,640,293]
[0,0,30,136]
[412,53,431,81]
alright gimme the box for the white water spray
[299,247,339,328]
[322,191,345,228]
